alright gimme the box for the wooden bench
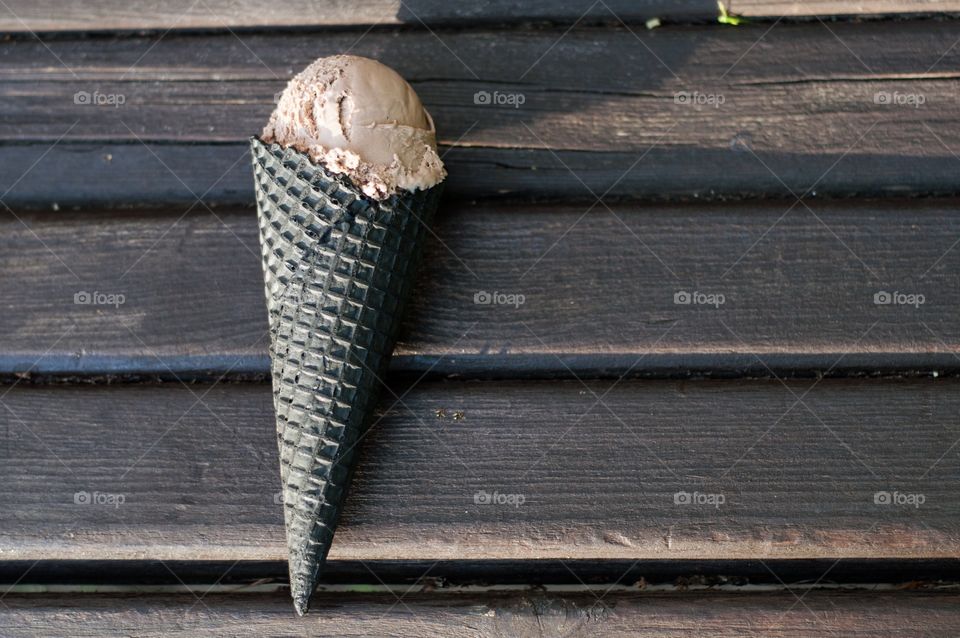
[2,2,960,634]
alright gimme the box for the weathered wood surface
[0,1,717,32]
[2,199,957,379]
[1,0,958,33]
[735,0,960,16]
[2,379,957,561]
[0,10,956,636]
[2,22,959,205]
[3,592,960,637]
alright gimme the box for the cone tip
[291,568,318,616]
[292,588,311,616]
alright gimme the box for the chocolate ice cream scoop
[262,54,446,199]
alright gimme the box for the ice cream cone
[251,136,442,615]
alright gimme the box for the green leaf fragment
[717,1,748,25]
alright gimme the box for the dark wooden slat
[1,0,957,33]
[2,378,958,561]
[734,0,960,16]
[2,22,960,205]
[3,591,960,636]
[2,199,958,379]
[0,1,719,33]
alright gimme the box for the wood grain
[1,0,957,33]
[1,22,960,205]
[2,378,958,561]
[733,0,960,16]
[0,1,717,32]
[3,591,960,637]
[2,199,958,379]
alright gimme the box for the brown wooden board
[1,22,959,206]
[0,1,718,33]
[1,379,958,561]
[734,0,960,17]
[1,199,957,379]
[3,591,960,637]
[0,0,958,33]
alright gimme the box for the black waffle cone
[250,137,441,615]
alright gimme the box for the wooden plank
[0,1,718,33]
[2,378,958,561]
[2,199,958,379]
[2,591,960,637]
[1,0,958,33]
[734,0,960,17]
[2,21,960,205]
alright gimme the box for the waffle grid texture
[250,137,441,612]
